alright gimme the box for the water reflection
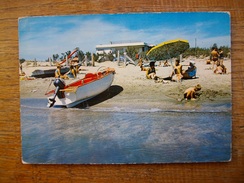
[21,100,231,164]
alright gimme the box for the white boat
[46,67,115,108]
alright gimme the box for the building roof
[96,42,149,49]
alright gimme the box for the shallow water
[21,98,231,164]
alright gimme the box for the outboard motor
[48,78,66,107]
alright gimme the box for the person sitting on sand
[138,58,143,67]
[146,61,157,79]
[55,64,68,79]
[206,59,211,65]
[137,58,146,71]
[184,84,202,100]
[182,60,197,79]
[163,60,170,67]
[214,61,227,74]
[171,59,183,81]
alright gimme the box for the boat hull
[31,67,69,78]
[49,72,114,108]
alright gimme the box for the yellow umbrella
[146,39,190,61]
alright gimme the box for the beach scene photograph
[19,12,231,164]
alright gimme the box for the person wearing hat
[184,84,202,100]
[182,60,197,79]
[146,61,157,79]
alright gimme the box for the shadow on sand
[75,85,123,108]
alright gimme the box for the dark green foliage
[93,53,99,61]
[126,46,138,59]
[52,54,59,61]
[85,52,91,60]
[184,45,231,58]
[19,58,26,64]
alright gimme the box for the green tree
[93,53,99,61]
[212,43,218,49]
[66,51,71,56]
[126,46,138,59]
[77,50,85,62]
[52,54,59,61]
[86,52,91,60]
[106,52,114,61]
[19,58,26,64]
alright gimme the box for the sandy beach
[20,58,232,109]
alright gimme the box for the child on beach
[184,84,202,100]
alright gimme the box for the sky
[19,12,231,61]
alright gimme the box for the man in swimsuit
[211,47,219,70]
[55,64,68,79]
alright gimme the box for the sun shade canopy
[146,39,190,60]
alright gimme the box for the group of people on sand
[145,59,197,82]
[143,59,201,100]
[55,62,80,79]
[208,47,227,74]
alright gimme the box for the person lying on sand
[184,84,202,100]
[154,78,170,84]
[19,72,35,80]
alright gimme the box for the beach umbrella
[146,39,190,61]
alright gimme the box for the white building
[95,41,152,55]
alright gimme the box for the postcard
[19,12,231,164]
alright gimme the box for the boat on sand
[31,66,69,78]
[46,67,115,108]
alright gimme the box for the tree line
[183,45,231,58]
[19,43,231,64]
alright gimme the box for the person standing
[218,48,224,65]
[211,47,219,70]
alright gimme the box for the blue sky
[19,12,230,61]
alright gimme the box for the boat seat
[60,86,78,93]
[84,73,97,79]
